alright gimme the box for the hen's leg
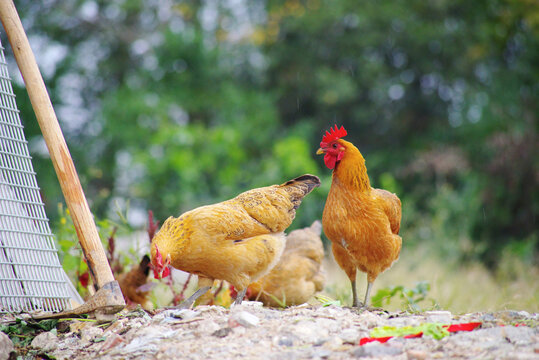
[176,286,211,309]
[233,288,248,305]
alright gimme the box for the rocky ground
[1,303,538,359]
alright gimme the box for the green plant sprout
[371,281,438,312]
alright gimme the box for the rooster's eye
[332,143,338,149]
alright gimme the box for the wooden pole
[0,0,114,289]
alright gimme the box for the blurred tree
[4,0,537,267]
[260,0,538,266]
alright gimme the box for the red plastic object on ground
[359,322,483,345]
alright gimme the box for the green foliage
[370,323,450,340]
[371,281,437,312]
[54,202,140,293]
[0,318,58,347]
[8,0,537,267]
[315,294,342,307]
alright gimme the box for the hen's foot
[175,286,211,309]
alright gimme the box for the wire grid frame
[0,39,72,313]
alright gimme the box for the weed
[0,318,58,347]
[371,281,438,312]
[315,294,342,307]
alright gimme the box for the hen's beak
[316,148,325,155]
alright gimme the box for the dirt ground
[1,303,538,359]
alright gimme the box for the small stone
[100,333,124,351]
[31,331,58,352]
[196,319,220,334]
[407,349,428,360]
[352,347,367,358]
[171,309,199,320]
[357,311,383,329]
[232,326,246,336]
[312,348,332,358]
[0,332,14,360]
[228,311,259,328]
[95,312,116,323]
[104,319,129,336]
[69,321,92,333]
[292,322,318,342]
[56,321,71,333]
[424,310,452,324]
[322,335,343,350]
[212,327,232,338]
[313,337,328,346]
[80,325,104,343]
[340,328,359,344]
[315,318,340,333]
[236,301,264,308]
[277,336,295,347]
[503,326,536,345]
[352,344,402,357]
[480,313,496,322]
[269,351,299,360]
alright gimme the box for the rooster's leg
[351,279,361,308]
[176,286,211,309]
[363,282,373,307]
[233,288,248,305]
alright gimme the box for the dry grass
[321,247,538,314]
[149,244,538,314]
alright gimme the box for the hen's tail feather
[281,174,321,209]
[282,174,321,192]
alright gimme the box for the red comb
[321,125,347,146]
[155,244,162,265]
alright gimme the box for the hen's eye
[332,143,338,149]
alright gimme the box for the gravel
[1,304,537,359]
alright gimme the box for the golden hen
[317,125,402,308]
[247,220,325,307]
[151,174,321,306]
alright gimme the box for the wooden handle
[0,0,114,288]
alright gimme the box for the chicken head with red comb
[317,125,349,169]
[153,244,171,279]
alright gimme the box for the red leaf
[78,271,89,288]
[147,210,160,243]
[445,322,481,332]
[359,336,393,345]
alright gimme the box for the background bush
[6,0,537,269]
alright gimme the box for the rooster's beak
[316,148,325,155]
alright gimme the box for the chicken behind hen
[118,255,153,310]
[247,220,325,307]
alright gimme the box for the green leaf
[370,323,450,340]
[92,336,107,343]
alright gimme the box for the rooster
[317,125,402,308]
[151,174,321,307]
[247,220,325,307]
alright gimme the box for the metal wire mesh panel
[0,39,71,313]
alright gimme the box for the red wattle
[324,153,337,169]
